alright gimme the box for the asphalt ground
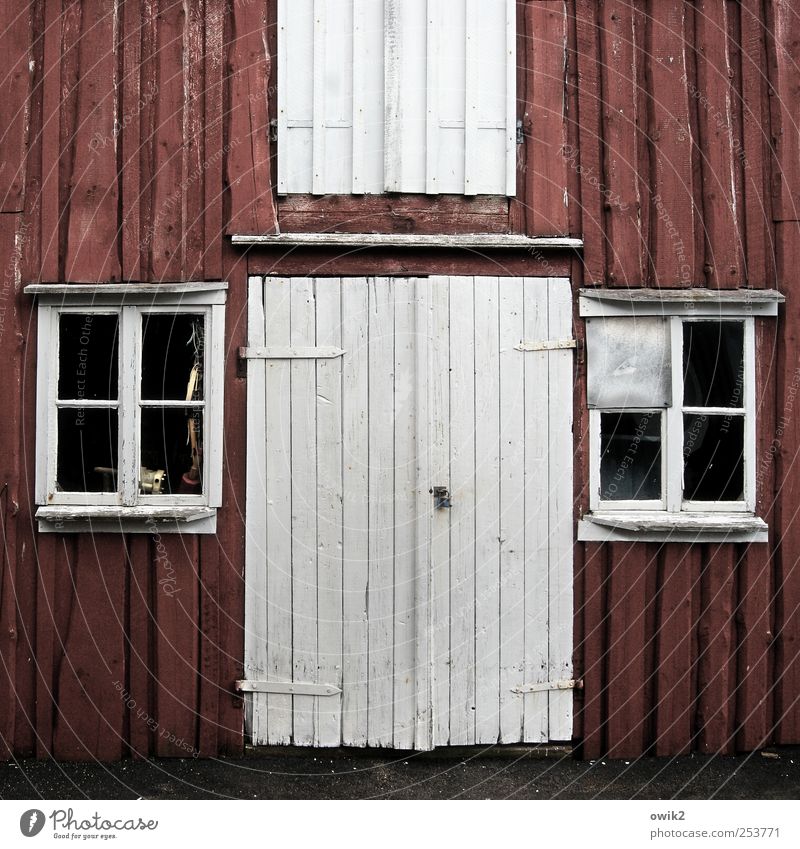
[0,746,798,800]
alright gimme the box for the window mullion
[119,306,139,506]
[665,316,684,512]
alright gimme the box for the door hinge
[236,680,342,697]
[511,678,583,695]
[269,119,278,142]
[514,339,577,353]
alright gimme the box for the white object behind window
[278,0,517,196]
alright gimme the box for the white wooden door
[243,276,574,749]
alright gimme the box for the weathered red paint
[0,0,798,762]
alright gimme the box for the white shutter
[277,0,517,196]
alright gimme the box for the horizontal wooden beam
[231,233,583,250]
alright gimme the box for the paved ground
[0,746,798,800]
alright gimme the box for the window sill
[578,511,768,543]
[35,505,217,535]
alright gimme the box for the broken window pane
[683,414,744,501]
[140,407,203,495]
[141,313,205,401]
[600,412,662,501]
[56,408,118,492]
[58,313,118,401]
[587,317,671,408]
[683,321,744,408]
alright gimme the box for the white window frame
[25,282,227,534]
[578,288,784,544]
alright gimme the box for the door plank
[315,278,345,746]
[498,277,526,742]
[341,279,370,745]
[474,276,502,744]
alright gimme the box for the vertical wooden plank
[197,542,221,757]
[547,277,574,741]
[311,0,326,196]
[290,277,318,745]
[573,0,605,282]
[522,277,550,741]
[226,0,278,233]
[429,277,450,746]
[244,276,268,744]
[203,0,224,280]
[392,277,416,748]
[463,0,479,196]
[413,277,432,750]
[498,277,525,743]
[739,0,770,288]
[153,536,200,757]
[697,544,737,754]
[276,0,289,195]
[598,1,645,285]
[505,0,517,198]
[0,215,21,757]
[527,1,569,235]
[648,0,697,287]
[736,543,772,751]
[53,536,127,760]
[149,0,184,281]
[578,542,606,758]
[367,277,394,746]
[0,3,31,212]
[694,0,744,289]
[315,278,344,746]
[263,277,293,743]
[341,277,369,745]
[449,276,475,745]
[182,0,205,280]
[425,0,439,194]
[654,544,699,756]
[35,535,57,758]
[605,542,649,758]
[121,0,143,281]
[384,0,401,192]
[40,0,62,281]
[127,536,153,758]
[352,0,366,193]
[474,276,500,744]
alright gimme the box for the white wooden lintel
[511,679,582,695]
[235,680,342,697]
[515,339,576,353]
[232,233,584,250]
[239,346,346,360]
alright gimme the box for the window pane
[141,407,203,495]
[600,412,662,501]
[141,314,205,401]
[683,321,744,408]
[56,408,118,492]
[586,317,671,408]
[58,314,118,401]
[683,414,744,501]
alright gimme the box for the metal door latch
[432,486,451,509]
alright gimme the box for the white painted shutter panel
[278,0,516,196]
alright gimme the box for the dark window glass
[683,321,744,408]
[141,407,203,495]
[56,408,118,492]
[683,414,744,501]
[142,314,205,401]
[600,412,662,501]
[58,314,118,401]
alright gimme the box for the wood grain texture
[226,0,278,235]
[0,4,31,212]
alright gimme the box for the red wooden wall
[0,0,798,760]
